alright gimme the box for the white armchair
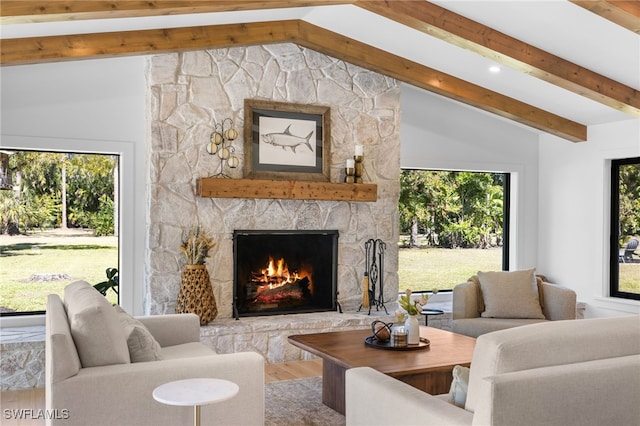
[46,281,264,426]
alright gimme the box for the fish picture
[261,124,314,153]
[258,117,317,168]
[245,100,330,180]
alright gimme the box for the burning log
[255,276,309,297]
[252,277,311,305]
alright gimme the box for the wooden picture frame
[244,99,331,181]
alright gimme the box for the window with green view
[0,150,119,315]
[610,157,640,300]
[398,169,510,292]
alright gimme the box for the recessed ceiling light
[489,65,501,73]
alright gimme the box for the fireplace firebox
[233,230,338,318]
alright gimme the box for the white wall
[400,84,540,270]
[0,57,148,318]
[538,119,640,318]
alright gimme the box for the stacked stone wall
[148,43,401,317]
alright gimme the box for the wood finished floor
[0,358,322,426]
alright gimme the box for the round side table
[421,308,444,326]
[153,378,239,426]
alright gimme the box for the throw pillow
[448,365,470,408]
[114,305,164,363]
[477,269,545,319]
[468,273,548,313]
[64,280,131,367]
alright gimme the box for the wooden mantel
[196,178,377,202]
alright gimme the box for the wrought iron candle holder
[207,118,239,178]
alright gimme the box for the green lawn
[0,230,118,312]
[619,263,640,294]
[399,247,502,292]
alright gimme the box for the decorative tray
[364,336,430,351]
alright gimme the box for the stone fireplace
[147,43,401,329]
[233,230,338,318]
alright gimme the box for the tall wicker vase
[176,264,218,325]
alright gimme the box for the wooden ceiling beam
[0,21,299,64]
[570,1,640,34]
[295,21,585,142]
[355,0,639,117]
[0,1,353,24]
[0,15,587,142]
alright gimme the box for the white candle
[346,159,355,168]
[354,145,363,156]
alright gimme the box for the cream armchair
[452,269,576,338]
[46,281,264,426]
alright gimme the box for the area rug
[265,376,345,426]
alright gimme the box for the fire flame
[249,256,314,305]
[259,257,302,290]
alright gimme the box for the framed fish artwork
[244,99,331,181]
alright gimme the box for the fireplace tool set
[358,238,388,315]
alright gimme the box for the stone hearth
[200,311,396,363]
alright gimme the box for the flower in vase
[396,289,429,321]
[180,226,216,265]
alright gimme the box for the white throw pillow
[448,365,470,408]
[114,305,164,363]
[64,281,131,367]
[478,269,545,319]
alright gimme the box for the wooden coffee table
[288,326,475,415]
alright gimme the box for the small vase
[405,314,420,345]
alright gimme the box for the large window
[610,157,640,300]
[0,150,119,315]
[399,170,509,292]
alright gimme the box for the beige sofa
[46,281,264,426]
[452,270,577,338]
[346,316,640,426]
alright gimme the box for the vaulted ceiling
[1,1,639,143]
